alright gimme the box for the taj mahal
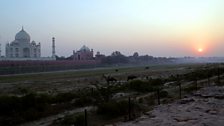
[0,27,56,61]
[0,27,102,61]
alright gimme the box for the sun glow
[198,48,203,53]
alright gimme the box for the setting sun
[198,48,203,53]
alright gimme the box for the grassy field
[0,63,201,82]
[0,63,204,95]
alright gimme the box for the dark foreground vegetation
[0,63,223,125]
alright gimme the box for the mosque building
[73,45,94,60]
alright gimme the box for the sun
[197,48,203,53]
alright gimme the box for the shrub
[97,100,138,117]
[183,85,197,93]
[62,114,85,126]
[53,92,78,103]
[129,80,154,92]
[138,98,143,103]
[73,96,94,107]
[128,79,165,93]
[159,90,168,98]
[149,78,164,88]
[0,95,21,115]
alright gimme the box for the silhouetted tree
[127,75,137,81]
[133,52,139,58]
[101,51,129,64]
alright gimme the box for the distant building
[0,43,1,57]
[73,45,94,60]
[1,27,55,61]
[6,27,41,58]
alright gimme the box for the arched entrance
[23,48,30,58]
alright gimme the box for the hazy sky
[0,0,224,57]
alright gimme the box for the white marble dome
[80,45,90,52]
[15,27,30,42]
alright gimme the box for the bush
[149,78,164,88]
[159,90,168,98]
[129,79,165,93]
[183,85,197,93]
[62,114,85,126]
[73,96,94,107]
[129,80,154,92]
[53,92,78,103]
[97,100,138,117]
[0,92,79,125]
[0,95,21,115]
[138,98,143,103]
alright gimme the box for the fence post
[178,82,181,99]
[207,72,210,86]
[157,89,160,105]
[91,88,94,95]
[195,78,198,90]
[177,75,181,99]
[218,66,220,84]
[128,97,131,121]
[84,109,87,126]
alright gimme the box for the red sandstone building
[73,45,94,60]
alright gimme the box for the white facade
[5,28,41,58]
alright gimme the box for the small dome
[79,45,90,52]
[15,27,30,42]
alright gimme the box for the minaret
[52,37,56,58]
[0,43,1,57]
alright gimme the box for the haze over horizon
[0,0,224,57]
